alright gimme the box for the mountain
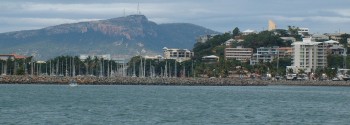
[0,15,218,59]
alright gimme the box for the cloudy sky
[1,0,350,33]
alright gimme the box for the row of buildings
[223,38,346,73]
[224,46,292,65]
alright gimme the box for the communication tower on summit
[137,3,141,15]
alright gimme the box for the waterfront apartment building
[250,46,279,65]
[250,47,293,65]
[289,38,325,73]
[277,47,293,58]
[288,38,345,73]
[324,40,345,55]
[163,47,194,62]
[225,46,253,62]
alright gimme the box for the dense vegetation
[192,33,231,60]
[234,31,291,52]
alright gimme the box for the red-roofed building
[0,54,26,60]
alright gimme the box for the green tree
[15,66,25,75]
[287,25,302,41]
[298,69,305,74]
[327,55,343,68]
[274,29,289,37]
[232,27,240,37]
[193,33,231,60]
[239,31,287,52]
[287,68,294,74]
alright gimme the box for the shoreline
[1,75,350,86]
[0,75,268,86]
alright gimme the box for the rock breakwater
[0,75,268,86]
[2,75,350,86]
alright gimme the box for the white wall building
[311,34,329,41]
[202,55,219,63]
[298,28,309,36]
[163,47,194,62]
[289,38,324,73]
[242,29,256,36]
[324,40,345,55]
[325,33,343,41]
[144,55,164,60]
[225,39,235,46]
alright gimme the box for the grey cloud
[1,0,350,33]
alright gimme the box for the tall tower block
[268,20,276,31]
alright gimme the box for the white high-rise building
[288,38,345,73]
[290,38,325,73]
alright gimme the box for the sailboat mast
[149,60,152,77]
[133,60,136,77]
[56,59,59,76]
[65,57,68,76]
[143,58,146,77]
[175,61,177,78]
[72,57,75,77]
[344,47,347,69]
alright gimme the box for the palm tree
[287,68,294,74]
[298,69,305,75]
[84,56,92,75]
[92,57,99,76]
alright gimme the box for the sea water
[1,84,350,124]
